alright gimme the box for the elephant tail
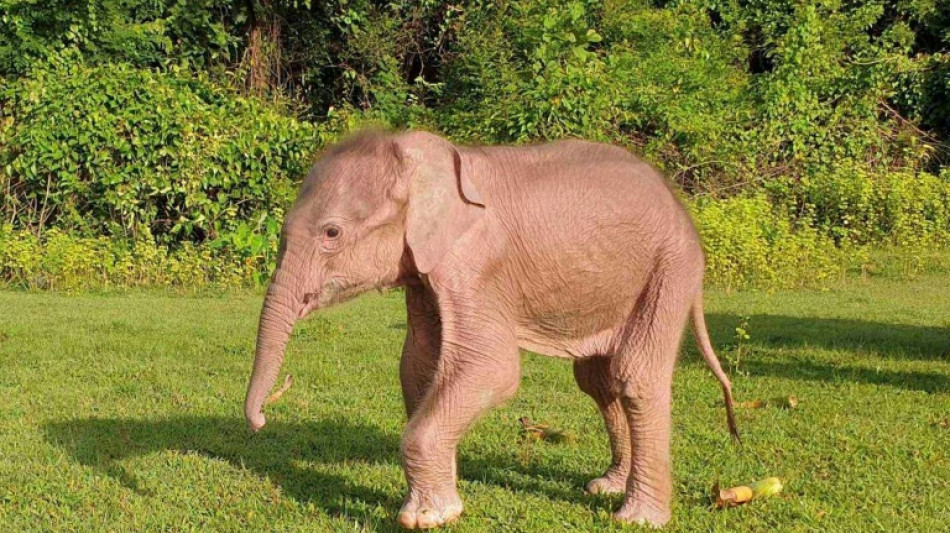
[691,296,741,444]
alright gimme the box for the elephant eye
[324,226,341,239]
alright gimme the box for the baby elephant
[244,130,737,528]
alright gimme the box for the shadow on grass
[696,314,950,393]
[740,358,950,393]
[42,415,619,528]
[43,416,405,528]
[706,314,950,361]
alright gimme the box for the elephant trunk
[245,277,299,432]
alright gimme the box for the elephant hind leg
[610,271,696,527]
[573,357,631,495]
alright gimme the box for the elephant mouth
[299,278,366,318]
[298,291,323,319]
[313,277,393,311]
[310,278,359,310]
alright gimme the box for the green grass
[1,276,948,532]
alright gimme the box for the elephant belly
[516,327,619,359]
[506,241,651,359]
[513,282,641,359]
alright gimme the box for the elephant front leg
[400,283,442,418]
[397,319,520,529]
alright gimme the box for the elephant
[244,129,738,529]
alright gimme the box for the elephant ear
[394,132,485,274]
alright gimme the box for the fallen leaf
[519,417,575,444]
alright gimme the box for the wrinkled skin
[244,130,737,529]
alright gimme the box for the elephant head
[244,131,484,431]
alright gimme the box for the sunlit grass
[0,275,948,531]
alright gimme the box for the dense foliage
[1,0,949,288]
[2,57,323,242]
[0,224,260,289]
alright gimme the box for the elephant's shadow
[41,415,608,528]
[42,416,405,518]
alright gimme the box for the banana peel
[715,477,783,508]
[518,417,575,444]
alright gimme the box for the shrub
[769,165,950,246]
[0,225,259,290]
[0,53,325,246]
[0,0,235,77]
[690,195,850,289]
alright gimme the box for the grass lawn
[1,276,948,532]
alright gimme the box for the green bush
[0,225,258,290]
[436,0,752,171]
[792,166,950,246]
[0,53,326,247]
[0,0,235,77]
[690,195,850,289]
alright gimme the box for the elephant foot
[584,469,628,495]
[397,489,463,529]
[612,499,671,528]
